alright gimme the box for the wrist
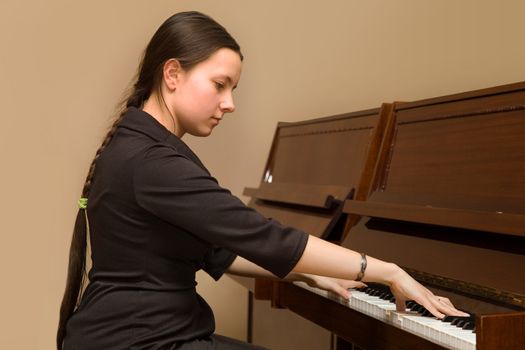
[382,263,403,286]
[355,252,368,281]
[286,272,312,284]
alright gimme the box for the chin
[190,128,213,137]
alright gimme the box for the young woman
[57,11,466,350]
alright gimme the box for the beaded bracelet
[355,253,367,281]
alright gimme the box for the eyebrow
[217,75,238,89]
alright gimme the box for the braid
[57,86,146,350]
[81,115,125,196]
[81,82,147,197]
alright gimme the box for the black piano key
[451,318,462,326]
[444,315,470,322]
[406,301,416,308]
[411,304,425,313]
[379,292,392,300]
[420,309,432,317]
[371,290,382,297]
[409,304,419,311]
[442,315,456,323]
[462,321,475,330]
[445,315,476,329]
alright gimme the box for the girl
[58,11,465,350]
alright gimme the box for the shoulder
[142,141,187,161]
[134,141,218,188]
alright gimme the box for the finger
[429,297,466,318]
[344,286,364,298]
[331,285,350,299]
[341,280,367,289]
[437,300,469,317]
[436,296,457,310]
[424,302,446,319]
[395,295,407,312]
[433,296,465,315]
[415,296,445,319]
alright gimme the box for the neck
[142,92,184,137]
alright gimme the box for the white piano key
[292,282,476,350]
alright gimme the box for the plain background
[1,0,524,348]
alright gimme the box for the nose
[219,92,235,113]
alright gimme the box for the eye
[214,81,225,91]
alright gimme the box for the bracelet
[355,253,367,281]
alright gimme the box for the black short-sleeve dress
[63,107,309,349]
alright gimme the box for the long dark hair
[57,11,242,349]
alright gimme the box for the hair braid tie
[78,198,88,210]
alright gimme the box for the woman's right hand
[388,267,469,319]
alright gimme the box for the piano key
[410,304,425,312]
[443,315,457,322]
[403,314,476,349]
[443,315,476,324]
[358,286,476,329]
[293,282,476,350]
[406,301,416,308]
[462,321,475,330]
[420,309,432,317]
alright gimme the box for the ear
[162,58,183,91]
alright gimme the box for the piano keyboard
[293,281,476,350]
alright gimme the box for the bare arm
[228,235,467,319]
[293,235,399,284]
[226,255,366,299]
[293,235,467,318]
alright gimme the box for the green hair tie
[78,197,88,209]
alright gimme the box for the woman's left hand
[302,274,366,300]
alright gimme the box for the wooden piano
[241,82,525,349]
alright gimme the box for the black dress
[63,107,309,349]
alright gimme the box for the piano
[241,81,525,349]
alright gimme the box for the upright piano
[242,82,525,349]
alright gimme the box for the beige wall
[1,0,524,348]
